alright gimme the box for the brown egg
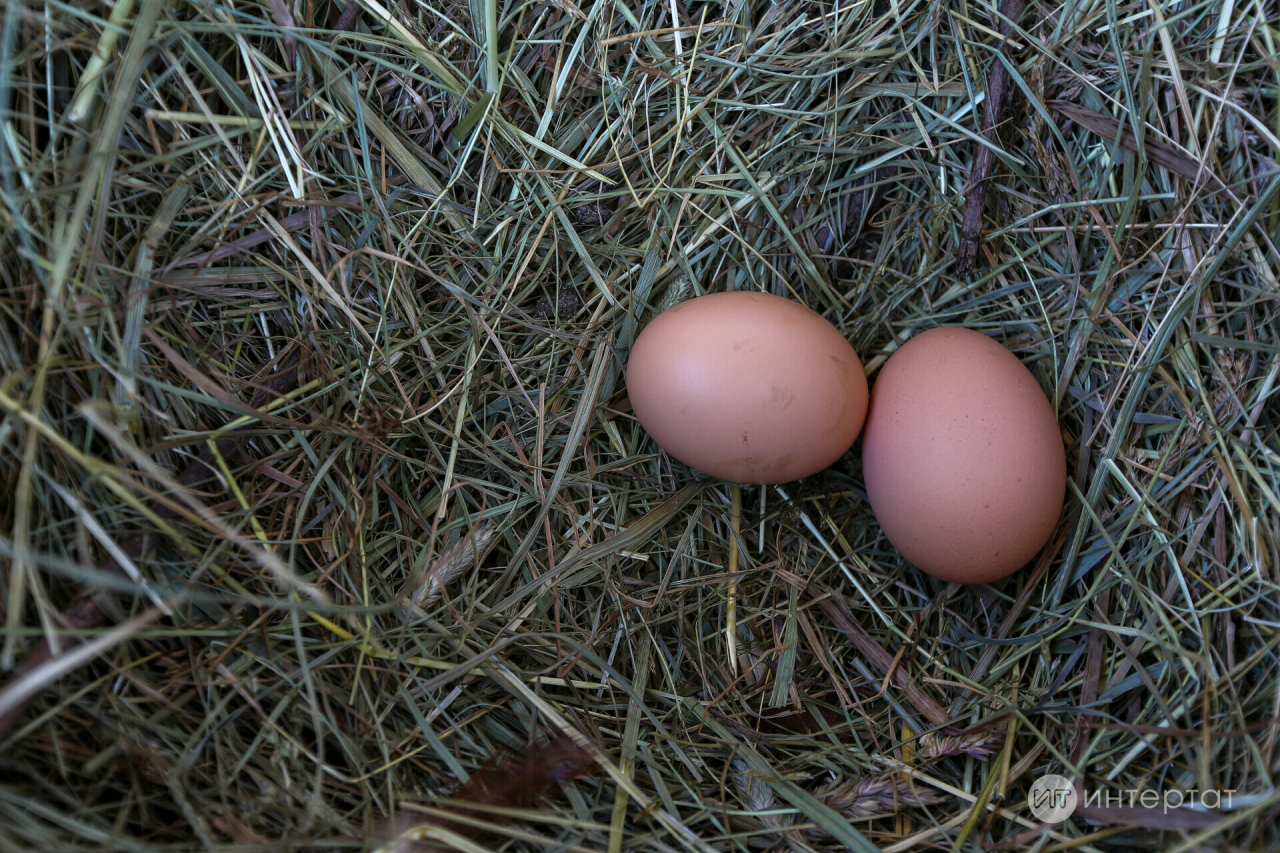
[625,291,868,484]
[861,327,1066,584]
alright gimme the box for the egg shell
[625,291,868,484]
[861,326,1066,584]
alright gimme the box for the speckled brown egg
[625,291,868,484]
[861,327,1066,584]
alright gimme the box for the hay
[1,0,1278,849]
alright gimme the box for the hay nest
[1,0,1277,850]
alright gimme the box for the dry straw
[1,0,1278,850]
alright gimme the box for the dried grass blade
[1048,100,1223,189]
[0,606,169,731]
[701,714,880,853]
[116,180,191,414]
[774,568,951,727]
[499,480,708,608]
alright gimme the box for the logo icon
[1028,774,1077,822]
